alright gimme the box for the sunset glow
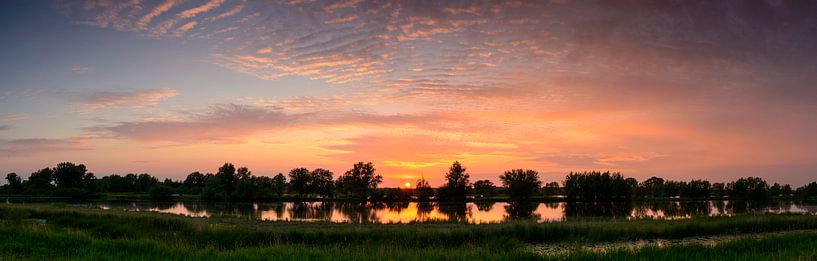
[2,0,817,187]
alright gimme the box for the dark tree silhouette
[542,181,560,196]
[639,176,665,198]
[288,168,312,197]
[796,182,817,197]
[438,161,470,201]
[473,179,495,198]
[27,168,54,193]
[500,169,542,200]
[148,184,175,201]
[201,163,239,201]
[727,177,769,199]
[711,182,726,197]
[563,171,632,201]
[338,162,382,200]
[271,173,287,196]
[415,178,434,201]
[311,168,334,198]
[182,172,207,194]
[53,162,87,189]
[5,173,22,193]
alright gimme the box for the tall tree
[311,168,334,198]
[415,178,434,200]
[473,179,495,198]
[288,168,312,196]
[500,169,542,200]
[27,168,54,193]
[727,177,769,199]
[338,162,382,200]
[271,173,287,196]
[438,161,470,201]
[5,173,22,193]
[53,162,87,189]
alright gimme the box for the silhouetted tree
[26,168,54,193]
[681,179,710,198]
[311,168,334,198]
[796,182,817,197]
[770,183,783,196]
[542,181,560,196]
[5,173,22,193]
[236,167,252,181]
[271,173,287,196]
[337,162,382,200]
[182,171,207,194]
[711,182,726,197]
[782,184,793,196]
[415,178,434,200]
[135,173,158,192]
[639,177,665,198]
[727,177,769,199]
[438,161,470,201]
[563,171,632,201]
[201,163,238,201]
[288,168,312,197]
[500,169,542,200]
[149,184,175,201]
[473,179,496,198]
[53,162,87,189]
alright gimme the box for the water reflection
[82,200,817,224]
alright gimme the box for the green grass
[2,204,817,260]
[550,232,817,260]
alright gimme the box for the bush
[149,185,175,201]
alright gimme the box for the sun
[404,182,411,188]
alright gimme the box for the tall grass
[551,232,817,260]
[2,204,817,260]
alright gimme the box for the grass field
[1,204,817,260]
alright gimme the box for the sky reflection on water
[86,201,817,224]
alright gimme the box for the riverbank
[2,204,817,260]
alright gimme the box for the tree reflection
[563,201,633,219]
[289,202,334,221]
[503,201,540,220]
[335,202,380,223]
[416,202,434,220]
[438,202,469,222]
[474,201,495,212]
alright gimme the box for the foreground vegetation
[2,204,817,260]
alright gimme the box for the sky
[1,0,817,187]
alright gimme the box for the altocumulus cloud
[76,88,178,111]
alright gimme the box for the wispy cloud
[76,88,178,111]
[0,114,28,121]
[177,0,225,18]
[136,0,179,30]
[71,65,93,74]
[92,103,444,143]
[0,137,91,157]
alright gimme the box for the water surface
[81,200,817,223]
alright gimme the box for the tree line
[3,161,817,201]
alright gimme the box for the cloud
[177,0,225,18]
[0,125,10,131]
[136,0,180,30]
[71,65,93,74]
[76,88,178,111]
[0,137,91,157]
[93,104,444,143]
[0,114,28,121]
[44,1,817,185]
